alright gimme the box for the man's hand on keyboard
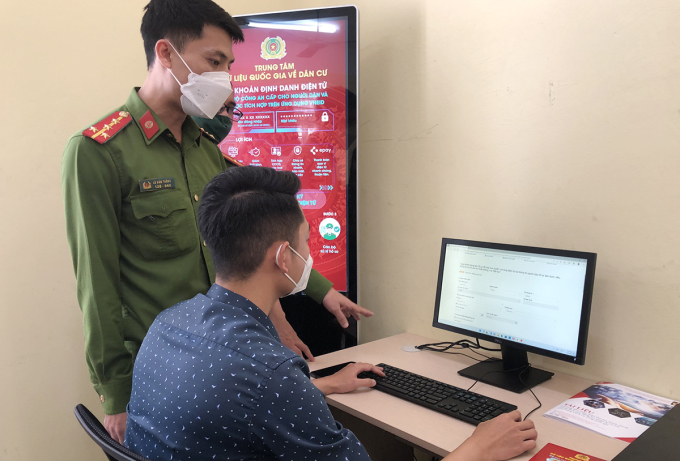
[445,410,537,461]
[312,362,385,396]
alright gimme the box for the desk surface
[310,333,626,460]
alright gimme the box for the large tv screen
[225,7,358,298]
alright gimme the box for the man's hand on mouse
[311,362,385,395]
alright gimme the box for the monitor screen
[226,7,358,296]
[433,239,596,365]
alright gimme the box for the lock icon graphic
[321,112,329,122]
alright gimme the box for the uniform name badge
[139,178,176,192]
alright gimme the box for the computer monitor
[432,238,597,393]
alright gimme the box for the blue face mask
[192,115,233,144]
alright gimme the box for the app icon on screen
[319,218,341,241]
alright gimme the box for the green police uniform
[62,88,332,415]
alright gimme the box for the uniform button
[100,395,106,403]
[203,241,207,247]
[194,194,199,202]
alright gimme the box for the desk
[310,333,627,460]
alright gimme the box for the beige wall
[1,0,679,459]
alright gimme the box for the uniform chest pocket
[130,192,196,260]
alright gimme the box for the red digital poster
[222,19,350,291]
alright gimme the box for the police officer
[62,0,372,443]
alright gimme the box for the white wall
[1,1,678,459]
[351,0,680,397]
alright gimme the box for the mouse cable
[518,368,542,420]
[466,364,542,421]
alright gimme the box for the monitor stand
[458,344,554,393]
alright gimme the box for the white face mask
[276,244,314,296]
[166,42,233,119]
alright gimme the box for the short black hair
[141,0,244,69]
[199,167,305,281]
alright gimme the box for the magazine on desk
[543,382,679,442]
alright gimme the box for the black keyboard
[358,363,517,425]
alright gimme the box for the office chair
[73,404,151,461]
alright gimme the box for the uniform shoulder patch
[82,111,132,144]
[200,127,219,144]
[223,153,245,167]
[198,128,244,166]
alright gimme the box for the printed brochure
[544,382,678,442]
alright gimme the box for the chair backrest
[73,404,152,461]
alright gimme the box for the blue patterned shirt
[125,284,370,461]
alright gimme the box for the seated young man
[125,166,538,461]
